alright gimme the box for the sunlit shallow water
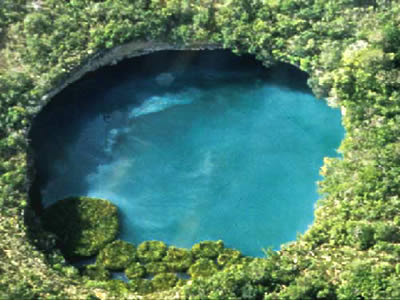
[30,51,344,257]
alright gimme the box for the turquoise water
[30,51,344,257]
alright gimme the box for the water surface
[30,51,344,257]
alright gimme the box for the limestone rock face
[41,42,221,105]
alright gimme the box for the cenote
[30,50,344,257]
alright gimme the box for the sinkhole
[29,50,344,257]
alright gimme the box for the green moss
[152,273,178,291]
[96,240,137,271]
[217,248,242,268]
[125,262,146,280]
[192,240,224,259]
[144,261,169,274]
[188,258,218,278]
[137,241,167,263]
[163,247,193,272]
[41,197,119,257]
[81,264,110,281]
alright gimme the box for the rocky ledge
[41,41,222,103]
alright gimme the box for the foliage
[81,264,110,281]
[0,0,29,35]
[163,246,193,272]
[41,196,119,257]
[188,258,218,278]
[2,0,400,298]
[217,248,242,268]
[191,240,224,259]
[144,261,169,274]
[102,279,130,297]
[125,262,146,280]
[96,240,137,270]
[137,240,167,263]
[152,273,179,291]
[337,259,400,299]
[129,278,154,294]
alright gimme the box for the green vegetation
[217,248,242,268]
[163,247,193,272]
[129,278,154,294]
[125,262,146,280]
[96,240,137,270]
[144,261,169,274]
[188,258,219,278]
[191,240,224,259]
[2,0,400,298]
[152,273,179,291]
[137,241,168,263]
[41,196,119,257]
[81,264,111,281]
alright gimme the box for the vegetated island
[1,0,400,299]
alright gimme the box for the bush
[374,223,400,243]
[337,260,400,299]
[125,262,146,280]
[192,240,224,259]
[129,279,154,294]
[137,241,167,263]
[188,258,218,278]
[217,248,242,268]
[103,280,130,297]
[163,247,193,272]
[184,262,265,299]
[81,264,110,281]
[96,240,137,271]
[41,197,119,257]
[347,222,376,250]
[144,261,169,274]
[152,273,179,291]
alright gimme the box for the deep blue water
[30,51,344,257]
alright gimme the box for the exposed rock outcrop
[41,41,221,103]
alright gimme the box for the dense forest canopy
[1,0,400,298]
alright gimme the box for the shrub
[192,240,224,259]
[217,248,242,268]
[163,247,193,272]
[337,260,400,299]
[184,262,265,299]
[96,240,137,271]
[188,258,218,278]
[125,262,146,280]
[347,222,376,250]
[152,273,179,291]
[41,197,119,257]
[81,264,110,281]
[137,241,167,263]
[103,280,130,297]
[129,279,154,294]
[374,223,400,243]
[144,261,169,274]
